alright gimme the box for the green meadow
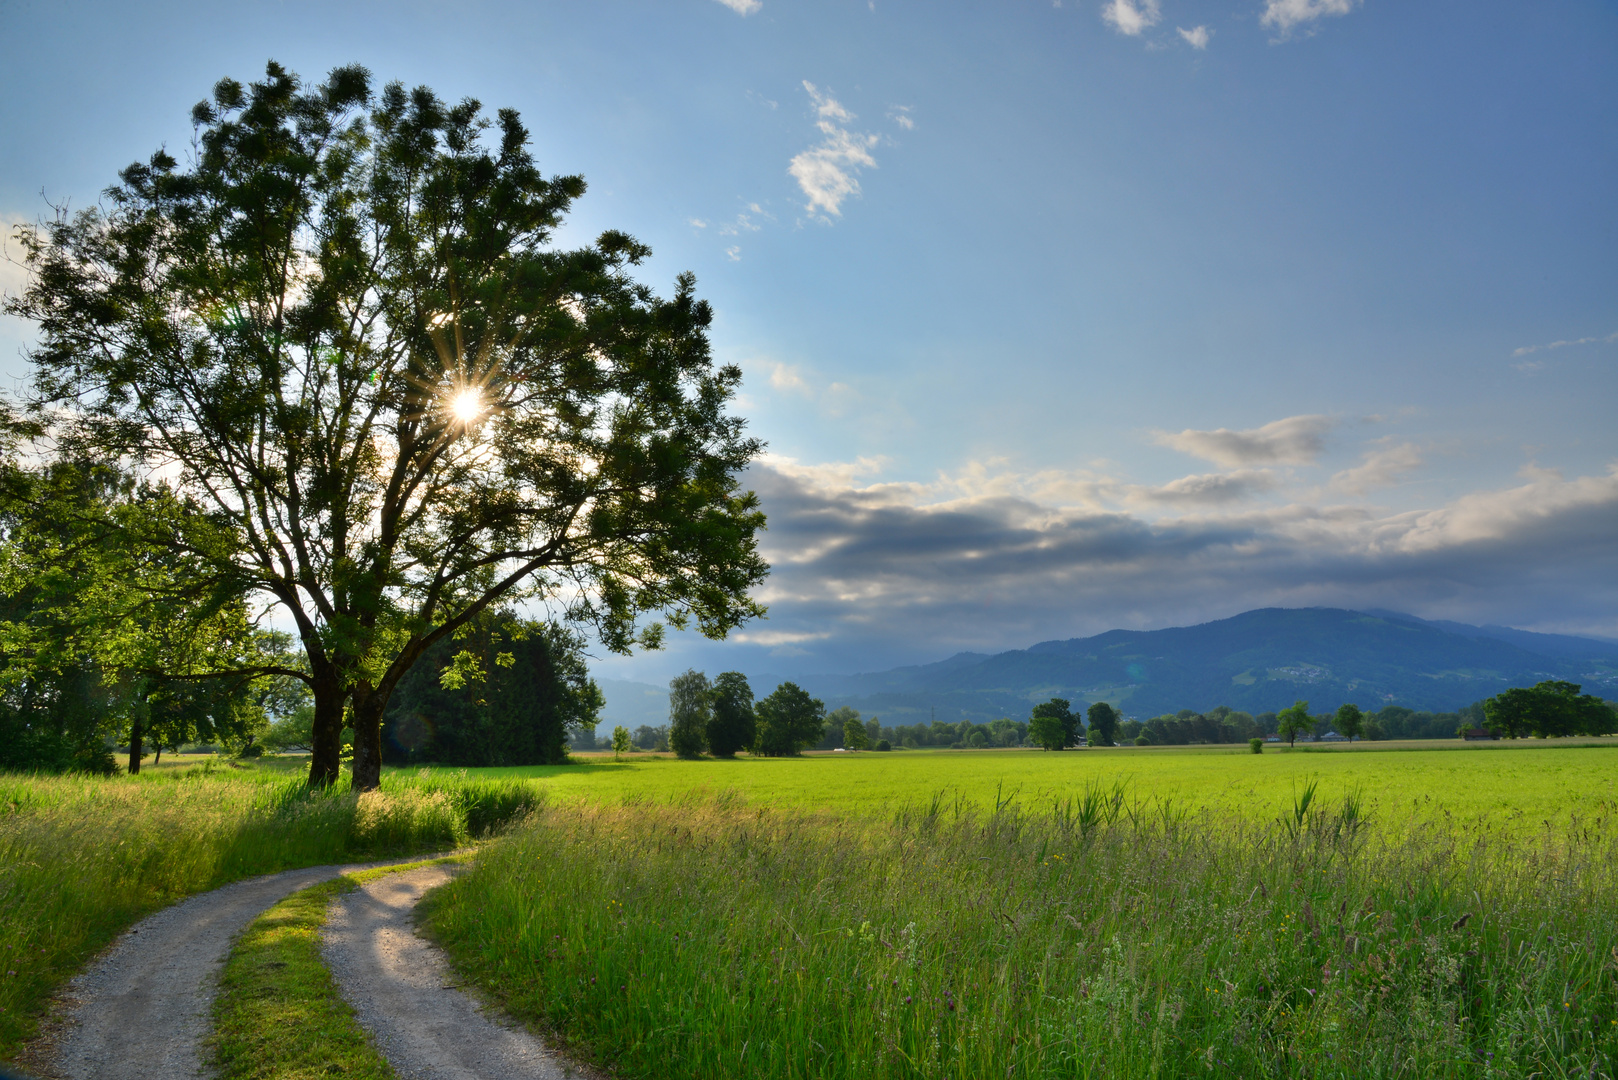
[5,740,1617,1077]
[408,740,1618,831]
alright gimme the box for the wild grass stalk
[424,789,1618,1079]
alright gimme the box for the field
[411,739,1618,832]
[5,740,1617,1077]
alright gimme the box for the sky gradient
[1,0,1614,683]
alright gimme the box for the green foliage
[874,739,891,751]
[8,61,768,789]
[427,794,1618,1080]
[1250,737,1264,754]
[1085,700,1119,746]
[842,715,869,750]
[667,670,711,759]
[1334,701,1365,741]
[1277,700,1311,746]
[1484,680,1617,738]
[705,671,755,758]
[383,612,601,766]
[1027,711,1066,751]
[611,725,631,759]
[753,682,825,757]
[1029,697,1080,748]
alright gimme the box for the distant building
[1319,731,1347,742]
[1461,727,1499,741]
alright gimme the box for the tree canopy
[705,670,755,758]
[7,62,767,788]
[1483,681,1615,739]
[753,682,824,756]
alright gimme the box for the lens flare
[449,388,482,425]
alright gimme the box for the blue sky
[2,0,1614,682]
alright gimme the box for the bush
[874,739,891,752]
[1250,737,1264,754]
[1134,735,1151,746]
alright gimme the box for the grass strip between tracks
[209,855,467,1080]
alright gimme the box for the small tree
[1249,737,1264,754]
[753,682,824,756]
[1276,701,1311,747]
[1334,702,1364,742]
[668,669,711,759]
[1086,701,1120,747]
[611,724,631,760]
[1027,712,1066,751]
[843,715,869,750]
[706,671,755,758]
[1030,698,1080,748]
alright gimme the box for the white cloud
[789,82,881,217]
[688,218,708,229]
[1178,25,1211,49]
[724,245,742,262]
[1332,443,1423,495]
[1137,469,1279,505]
[766,362,810,394]
[1512,331,1618,358]
[1102,0,1161,36]
[1153,415,1334,468]
[719,203,771,236]
[888,105,915,131]
[713,0,761,14]
[1261,0,1358,36]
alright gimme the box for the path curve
[30,858,446,1080]
[322,866,584,1079]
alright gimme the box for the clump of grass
[425,790,1618,1079]
[209,856,463,1080]
[0,767,532,1055]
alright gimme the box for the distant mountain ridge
[591,608,1618,732]
[802,608,1618,725]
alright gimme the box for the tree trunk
[349,683,386,792]
[307,676,345,789]
[127,711,143,775]
[153,744,161,765]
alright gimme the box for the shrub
[1250,737,1264,754]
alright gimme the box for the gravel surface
[35,862,378,1080]
[323,865,587,1080]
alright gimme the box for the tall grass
[424,786,1618,1079]
[0,763,539,1055]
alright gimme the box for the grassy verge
[210,856,464,1080]
[0,765,539,1056]
[424,788,1618,1079]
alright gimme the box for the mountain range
[594,608,1618,731]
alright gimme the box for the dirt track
[322,865,586,1079]
[33,863,371,1079]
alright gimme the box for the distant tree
[864,717,882,745]
[1086,701,1120,746]
[668,670,712,758]
[1485,681,1616,739]
[1334,702,1364,742]
[843,715,869,750]
[824,705,861,749]
[1276,701,1311,747]
[633,724,668,751]
[706,671,756,758]
[611,725,631,760]
[753,682,825,756]
[1030,698,1080,748]
[1249,737,1264,754]
[874,738,891,751]
[1027,711,1066,751]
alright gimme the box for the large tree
[753,682,825,757]
[8,62,768,788]
[705,670,755,758]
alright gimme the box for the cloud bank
[724,455,1618,668]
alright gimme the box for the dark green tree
[1027,711,1066,751]
[753,682,824,756]
[706,671,756,758]
[8,62,767,789]
[1334,702,1364,742]
[667,669,711,759]
[1030,698,1080,748]
[382,612,601,765]
[1276,701,1311,747]
[1484,681,1616,739]
[843,714,869,750]
[1086,701,1120,747]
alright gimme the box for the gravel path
[322,865,586,1080]
[34,860,410,1080]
